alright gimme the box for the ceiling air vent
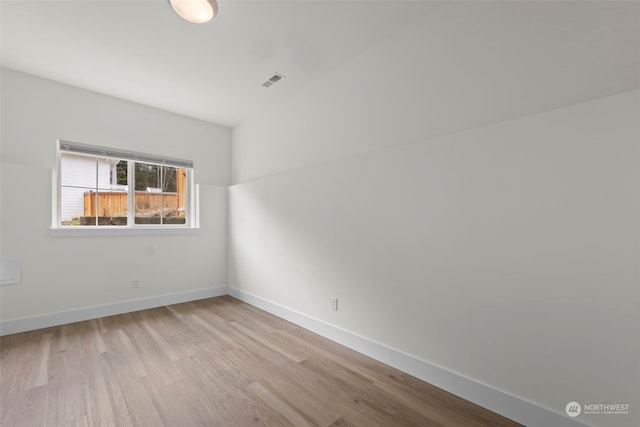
[262,73,285,88]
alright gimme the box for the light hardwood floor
[0,296,523,427]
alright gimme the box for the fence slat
[83,191,184,217]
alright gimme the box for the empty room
[1,1,638,426]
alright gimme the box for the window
[55,140,195,229]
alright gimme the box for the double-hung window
[55,140,195,229]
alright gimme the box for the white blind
[58,140,194,169]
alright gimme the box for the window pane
[60,154,97,226]
[115,160,128,185]
[58,145,192,228]
[60,155,129,226]
[96,159,127,226]
[135,190,162,224]
[95,189,128,226]
[135,162,160,191]
[61,186,96,226]
[134,163,186,225]
[163,166,185,225]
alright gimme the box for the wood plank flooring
[0,296,523,427]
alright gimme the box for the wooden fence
[83,191,185,217]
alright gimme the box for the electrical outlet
[132,279,140,288]
[331,297,338,311]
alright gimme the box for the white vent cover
[262,73,285,88]
[1,257,21,285]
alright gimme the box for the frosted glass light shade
[170,0,219,24]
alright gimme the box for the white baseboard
[227,286,587,427]
[0,286,228,336]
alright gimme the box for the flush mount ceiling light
[170,0,219,24]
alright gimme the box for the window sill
[50,227,200,237]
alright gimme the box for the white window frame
[52,140,199,236]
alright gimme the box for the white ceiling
[1,1,639,129]
[0,0,440,127]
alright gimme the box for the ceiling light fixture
[169,0,219,24]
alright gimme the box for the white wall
[230,89,639,427]
[230,5,639,426]
[0,68,231,323]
